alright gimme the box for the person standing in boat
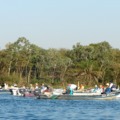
[109,81,117,92]
[12,84,19,96]
[4,83,9,90]
[111,84,117,91]
[109,81,113,90]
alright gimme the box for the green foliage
[0,74,20,85]
[0,38,120,87]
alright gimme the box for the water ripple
[0,94,120,120]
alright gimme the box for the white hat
[14,84,17,87]
[106,83,109,86]
[95,85,97,87]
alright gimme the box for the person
[66,84,73,95]
[109,82,113,89]
[40,83,47,93]
[22,85,26,89]
[69,84,77,90]
[104,83,111,94]
[12,84,19,96]
[67,84,77,95]
[92,85,99,93]
[35,83,39,89]
[111,84,117,91]
[29,84,34,91]
[40,84,52,96]
[79,84,84,91]
[68,84,77,95]
[4,83,9,90]
[99,85,104,93]
[69,87,73,95]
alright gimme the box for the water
[0,93,120,120]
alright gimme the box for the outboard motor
[34,88,41,96]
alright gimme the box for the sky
[0,0,120,50]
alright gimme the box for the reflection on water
[0,93,120,120]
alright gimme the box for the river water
[0,93,120,120]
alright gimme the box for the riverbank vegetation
[0,37,120,87]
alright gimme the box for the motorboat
[37,91,120,100]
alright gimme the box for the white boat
[37,91,120,100]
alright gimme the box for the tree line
[0,37,120,87]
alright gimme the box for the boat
[0,89,10,94]
[23,88,42,97]
[36,91,120,100]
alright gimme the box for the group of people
[9,82,53,96]
[29,83,52,93]
[1,81,119,97]
[92,82,118,94]
[65,82,118,95]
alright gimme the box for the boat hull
[37,92,120,100]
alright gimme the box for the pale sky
[0,0,120,49]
